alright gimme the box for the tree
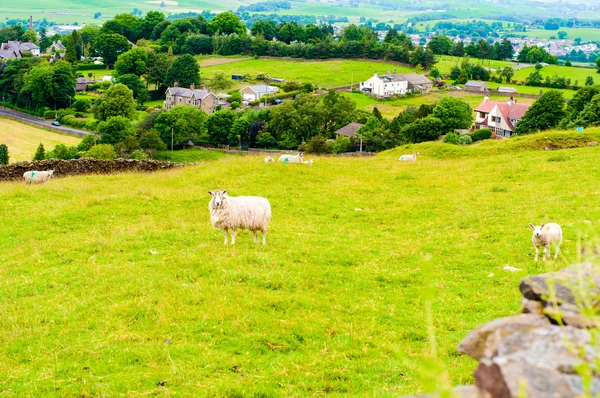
[114,47,149,77]
[449,65,461,80]
[146,52,172,91]
[558,31,567,40]
[322,90,356,134]
[52,61,77,109]
[116,74,149,104]
[585,76,594,86]
[71,29,83,60]
[596,58,600,74]
[91,34,131,68]
[84,144,117,159]
[73,98,91,112]
[65,35,78,63]
[451,41,464,58]
[500,66,514,83]
[560,85,600,128]
[514,91,566,135]
[98,116,135,144]
[0,144,9,165]
[184,34,212,55]
[139,129,167,156]
[525,69,543,86]
[154,105,208,147]
[498,39,514,60]
[94,83,137,121]
[165,54,200,88]
[138,11,166,40]
[22,29,39,44]
[207,109,237,144]
[33,143,45,160]
[432,97,474,132]
[409,46,436,69]
[94,12,102,19]
[206,12,246,36]
[401,116,444,143]
[305,135,329,154]
[210,72,234,91]
[427,35,453,55]
[573,94,600,128]
[251,20,276,41]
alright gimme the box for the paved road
[0,108,91,137]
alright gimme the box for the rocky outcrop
[0,158,186,181]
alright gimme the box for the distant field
[436,57,516,73]
[0,118,81,163]
[516,28,600,42]
[511,65,598,85]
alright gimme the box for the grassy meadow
[518,28,600,42]
[0,118,81,163]
[1,127,600,396]
[512,65,598,85]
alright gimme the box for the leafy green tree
[184,34,212,55]
[52,61,77,109]
[46,144,79,159]
[102,13,140,41]
[139,129,167,156]
[449,65,461,80]
[501,66,514,83]
[73,98,91,112]
[206,12,246,36]
[585,76,594,86]
[210,72,234,91]
[114,47,149,77]
[514,90,566,134]
[77,135,96,152]
[146,52,172,91]
[256,130,277,148]
[22,29,39,44]
[427,35,453,55]
[71,29,83,60]
[98,116,136,144]
[251,20,276,41]
[293,94,326,140]
[451,41,464,58]
[207,109,238,144]
[116,74,149,104]
[322,90,357,134]
[305,135,329,154]
[558,31,567,40]
[94,83,137,121]
[138,109,163,132]
[92,34,131,68]
[0,144,9,165]
[525,69,543,86]
[154,105,208,148]
[498,39,514,60]
[65,35,78,63]
[409,46,436,69]
[138,11,166,39]
[165,54,200,88]
[401,116,445,143]
[84,144,117,159]
[432,97,474,132]
[596,58,600,73]
[573,94,600,128]
[329,135,351,153]
[79,25,101,50]
[33,143,45,160]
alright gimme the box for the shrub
[471,128,492,142]
[139,129,167,156]
[43,110,56,119]
[256,73,270,81]
[130,149,150,160]
[98,116,136,144]
[442,132,460,144]
[0,144,9,165]
[77,135,97,152]
[282,81,303,92]
[330,135,351,154]
[305,135,330,154]
[46,144,79,160]
[33,143,45,161]
[73,99,92,112]
[84,144,117,160]
[255,131,277,148]
[458,135,473,145]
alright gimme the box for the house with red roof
[474,96,531,138]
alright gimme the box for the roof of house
[0,41,21,59]
[399,73,433,85]
[465,80,488,87]
[476,99,531,131]
[334,122,363,137]
[245,85,279,94]
[20,41,39,51]
[76,77,96,84]
[47,41,66,52]
[498,86,517,93]
[166,86,214,100]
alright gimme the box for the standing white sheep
[399,152,419,162]
[208,190,271,245]
[529,222,563,261]
[23,170,55,184]
[264,156,275,163]
[278,153,303,164]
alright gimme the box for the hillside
[0,119,82,163]
[1,131,599,395]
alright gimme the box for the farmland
[1,126,600,395]
[0,118,81,163]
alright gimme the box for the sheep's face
[48,170,55,177]
[530,224,545,238]
[208,190,228,208]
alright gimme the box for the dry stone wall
[0,159,185,181]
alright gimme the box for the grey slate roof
[247,85,279,95]
[400,73,433,85]
[334,123,364,137]
[166,87,212,100]
[465,80,488,87]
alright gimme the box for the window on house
[178,97,181,103]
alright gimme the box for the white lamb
[23,170,55,184]
[264,156,275,163]
[278,153,303,164]
[399,152,419,162]
[208,190,271,245]
[529,222,563,261]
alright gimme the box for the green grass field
[1,123,600,395]
[0,118,81,162]
[515,28,600,42]
[512,65,598,85]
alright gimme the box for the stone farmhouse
[164,83,219,114]
[474,96,531,138]
[240,85,279,101]
[359,70,433,97]
[0,40,40,60]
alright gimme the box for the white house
[240,85,279,101]
[359,70,408,97]
[474,96,531,138]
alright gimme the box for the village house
[334,122,363,138]
[75,77,96,92]
[359,70,408,97]
[464,81,489,93]
[401,73,434,94]
[45,40,66,54]
[0,40,40,60]
[474,96,531,138]
[164,83,219,114]
[240,85,279,101]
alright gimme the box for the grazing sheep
[208,190,271,245]
[530,223,563,261]
[23,170,55,184]
[303,159,313,165]
[264,156,275,163]
[278,153,303,164]
[399,152,419,162]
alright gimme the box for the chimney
[201,83,206,90]
[393,68,397,77]
[386,70,391,77]
[190,83,195,90]
[507,96,514,106]
[484,95,489,101]
[29,16,33,30]
[174,81,178,87]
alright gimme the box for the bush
[0,144,9,165]
[330,135,351,154]
[442,133,460,145]
[46,144,79,160]
[73,99,92,112]
[84,144,117,160]
[282,81,303,92]
[255,131,277,148]
[471,128,492,142]
[139,129,167,156]
[77,135,97,152]
[305,135,330,154]
[131,149,149,160]
[33,143,45,161]
[458,135,473,145]
[43,110,56,119]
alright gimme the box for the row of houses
[359,70,434,96]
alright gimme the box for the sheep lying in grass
[23,170,54,184]
[264,156,275,163]
[278,153,303,164]
[303,159,313,165]
[399,152,419,162]
[530,222,563,261]
[208,190,271,245]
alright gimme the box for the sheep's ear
[529,224,534,229]
[208,191,213,195]
[541,224,545,229]
[223,190,228,195]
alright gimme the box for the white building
[239,85,279,101]
[359,70,408,97]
